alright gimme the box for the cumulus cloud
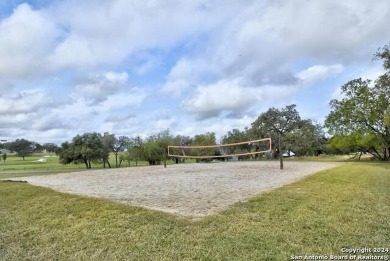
[0,89,52,116]
[1,0,390,143]
[0,82,146,138]
[1,0,389,81]
[55,85,146,125]
[181,79,262,120]
[49,0,240,70]
[256,0,390,60]
[296,64,344,84]
[0,87,74,135]
[105,113,135,123]
[30,114,70,132]
[172,114,256,140]
[1,1,239,79]
[162,79,192,96]
[0,114,31,129]
[0,4,60,78]
[154,118,178,130]
[73,71,128,103]
[189,0,389,87]
[2,0,389,82]
[162,59,196,95]
[162,58,218,96]
[96,89,148,112]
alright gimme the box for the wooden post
[164,149,167,168]
[279,133,283,170]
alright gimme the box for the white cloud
[162,59,196,95]
[73,72,128,103]
[1,0,389,82]
[296,64,344,84]
[181,79,262,120]
[186,0,390,88]
[30,114,69,132]
[96,90,148,112]
[257,0,390,60]
[0,1,239,79]
[0,89,51,116]
[162,79,192,96]
[0,114,31,128]
[154,118,178,130]
[105,113,135,123]
[49,0,240,70]
[1,0,390,143]
[0,4,60,78]
[172,114,256,141]
[162,58,218,96]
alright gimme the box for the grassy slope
[0,163,389,260]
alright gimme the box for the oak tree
[325,45,390,160]
[251,104,301,169]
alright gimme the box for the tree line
[1,114,326,169]
[2,44,389,167]
[1,140,59,160]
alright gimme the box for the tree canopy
[59,132,108,169]
[5,139,35,160]
[191,132,217,162]
[325,46,390,160]
[221,128,251,158]
[251,104,302,169]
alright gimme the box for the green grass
[0,154,86,179]
[0,154,83,170]
[0,153,158,179]
[0,163,389,260]
[0,153,195,174]
[284,154,377,162]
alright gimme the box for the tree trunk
[84,158,89,169]
[387,146,390,161]
[279,133,283,170]
[106,159,111,168]
[370,147,384,161]
[383,146,389,161]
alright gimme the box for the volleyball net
[167,137,272,159]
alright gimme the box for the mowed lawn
[0,163,389,260]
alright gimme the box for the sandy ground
[10,161,342,217]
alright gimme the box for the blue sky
[0,0,389,144]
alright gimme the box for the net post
[279,133,283,170]
[164,148,167,168]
